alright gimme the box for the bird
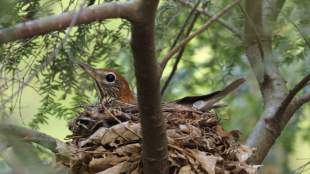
[77,62,246,111]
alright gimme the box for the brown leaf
[89,154,130,173]
[233,145,257,162]
[187,149,219,174]
[215,125,227,136]
[97,161,138,174]
[226,129,243,143]
[115,143,141,156]
[179,165,192,174]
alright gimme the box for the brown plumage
[77,62,137,105]
[77,62,246,111]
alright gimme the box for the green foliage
[0,0,132,131]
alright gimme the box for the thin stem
[159,0,243,71]
[177,0,242,40]
[169,0,201,52]
[161,2,207,96]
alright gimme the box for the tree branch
[0,136,63,174]
[0,122,58,153]
[246,93,310,164]
[159,0,243,70]
[244,0,310,159]
[130,0,168,173]
[243,0,290,165]
[177,0,242,40]
[243,0,265,80]
[161,2,207,96]
[0,1,138,44]
[273,71,310,122]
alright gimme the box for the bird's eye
[106,73,116,82]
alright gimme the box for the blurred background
[1,0,310,173]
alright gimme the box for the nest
[52,102,261,174]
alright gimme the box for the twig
[167,144,194,158]
[100,103,142,139]
[169,0,201,52]
[273,71,310,122]
[266,0,310,50]
[159,0,243,70]
[111,127,129,141]
[0,0,88,109]
[165,12,181,30]
[297,158,310,160]
[291,160,310,174]
[161,2,207,96]
[177,0,242,40]
[0,36,37,73]
[84,151,118,154]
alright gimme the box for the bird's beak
[76,62,102,82]
[77,62,106,100]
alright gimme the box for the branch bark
[273,71,310,122]
[0,122,58,153]
[130,0,168,173]
[246,93,310,164]
[0,1,138,44]
[177,0,242,40]
[242,0,300,165]
[238,4,265,62]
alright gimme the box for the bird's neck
[121,90,138,105]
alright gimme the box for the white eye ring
[105,72,116,83]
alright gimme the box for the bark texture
[130,0,168,173]
[0,1,138,44]
[243,0,309,164]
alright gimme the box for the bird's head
[77,62,137,104]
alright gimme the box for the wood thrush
[77,62,246,111]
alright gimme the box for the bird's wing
[174,91,221,105]
[193,77,247,110]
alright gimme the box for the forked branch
[273,72,310,122]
